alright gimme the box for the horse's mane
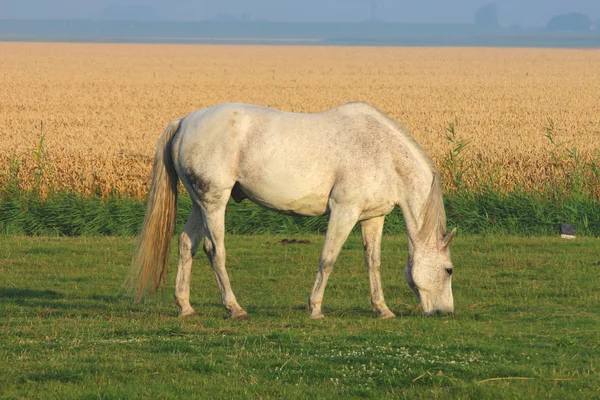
[419,173,447,241]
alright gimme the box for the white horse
[129,102,456,319]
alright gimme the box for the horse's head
[404,228,456,315]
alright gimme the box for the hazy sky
[1,1,599,27]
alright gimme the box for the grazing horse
[129,102,456,319]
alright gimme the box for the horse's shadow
[0,288,65,300]
[245,304,416,319]
[0,287,420,319]
[0,287,123,313]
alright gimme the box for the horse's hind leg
[202,193,248,320]
[360,216,395,319]
[175,204,204,317]
[308,206,359,319]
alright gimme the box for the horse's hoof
[231,310,249,320]
[179,309,197,318]
[379,310,396,319]
[309,312,325,319]
[179,311,197,318]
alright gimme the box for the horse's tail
[128,119,182,302]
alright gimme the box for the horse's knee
[320,250,339,272]
[320,259,335,274]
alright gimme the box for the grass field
[1,43,600,198]
[1,234,599,398]
[1,42,599,398]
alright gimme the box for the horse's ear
[441,228,457,249]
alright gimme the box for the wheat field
[1,42,599,198]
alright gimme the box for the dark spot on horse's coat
[229,111,240,128]
[231,182,247,203]
[186,168,211,196]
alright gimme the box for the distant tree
[474,3,498,27]
[547,13,592,32]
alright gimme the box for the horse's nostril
[445,268,453,276]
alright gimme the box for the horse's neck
[368,112,442,255]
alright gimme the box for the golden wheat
[1,42,599,197]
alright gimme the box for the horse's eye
[445,268,453,276]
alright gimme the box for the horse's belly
[237,177,331,217]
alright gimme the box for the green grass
[2,190,600,236]
[1,234,599,399]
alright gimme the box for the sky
[1,1,599,27]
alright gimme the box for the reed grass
[3,124,599,237]
[2,188,600,237]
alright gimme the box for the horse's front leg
[360,216,395,319]
[308,206,358,319]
